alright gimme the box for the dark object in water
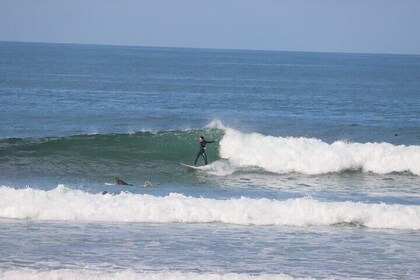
[115,177,133,186]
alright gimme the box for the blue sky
[1,0,419,54]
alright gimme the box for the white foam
[1,186,419,230]
[0,268,309,280]
[219,128,420,175]
[200,160,238,176]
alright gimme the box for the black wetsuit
[194,140,215,166]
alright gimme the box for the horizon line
[1,39,419,57]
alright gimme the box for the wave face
[219,127,420,175]
[0,128,221,162]
[0,127,223,180]
[1,186,419,230]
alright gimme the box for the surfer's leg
[203,152,208,165]
[194,152,201,166]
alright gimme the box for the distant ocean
[0,41,419,279]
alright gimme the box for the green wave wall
[0,128,224,182]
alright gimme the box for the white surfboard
[180,163,201,170]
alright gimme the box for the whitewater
[0,269,312,280]
[209,122,420,176]
[1,185,419,230]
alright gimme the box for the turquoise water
[0,42,419,279]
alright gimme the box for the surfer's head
[199,135,204,142]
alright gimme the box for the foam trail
[1,186,419,230]
[0,269,310,280]
[219,128,420,175]
[200,160,239,176]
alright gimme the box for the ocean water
[0,41,419,279]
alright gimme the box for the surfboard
[180,163,201,170]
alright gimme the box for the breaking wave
[1,186,419,230]
[1,121,419,178]
[218,126,420,175]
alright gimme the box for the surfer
[194,135,216,166]
[115,177,133,186]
